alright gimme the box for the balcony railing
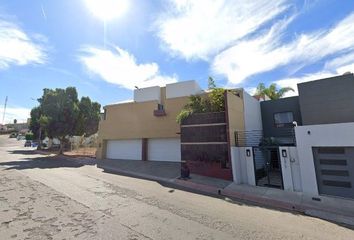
[235,128,296,147]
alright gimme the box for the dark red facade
[180,111,233,181]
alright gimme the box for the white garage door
[148,138,181,162]
[106,139,142,160]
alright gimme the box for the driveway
[0,135,353,239]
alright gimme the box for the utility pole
[2,96,7,125]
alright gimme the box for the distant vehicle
[9,133,18,138]
[17,135,25,141]
[24,140,32,147]
[31,141,39,148]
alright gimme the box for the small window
[274,112,293,127]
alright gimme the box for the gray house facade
[260,96,302,145]
[298,73,354,125]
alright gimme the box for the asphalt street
[0,135,353,239]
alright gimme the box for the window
[274,112,293,127]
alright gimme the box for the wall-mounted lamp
[246,149,251,157]
[282,149,287,158]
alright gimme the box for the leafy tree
[38,87,80,153]
[13,119,17,124]
[208,76,216,89]
[255,83,294,100]
[25,132,34,141]
[30,87,101,153]
[76,97,101,136]
[176,77,225,123]
[209,88,225,112]
[29,106,43,140]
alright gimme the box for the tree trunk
[48,138,53,149]
[37,126,42,150]
[59,137,65,155]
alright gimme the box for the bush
[209,88,225,112]
[176,88,225,124]
[176,109,192,124]
[25,132,34,140]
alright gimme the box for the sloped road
[0,135,353,239]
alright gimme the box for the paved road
[0,135,353,239]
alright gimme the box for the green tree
[25,132,34,141]
[30,87,101,153]
[38,87,80,153]
[76,97,101,136]
[29,106,43,139]
[208,76,216,89]
[255,83,294,100]
[176,77,225,123]
[13,119,17,124]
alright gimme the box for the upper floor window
[274,112,293,127]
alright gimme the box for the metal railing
[235,128,296,147]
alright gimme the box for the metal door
[313,147,354,199]
[253,147,284,189]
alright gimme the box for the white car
[17,135,25,141]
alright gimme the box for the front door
[253,147,284,189]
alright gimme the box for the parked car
[9,133,18,138]
[24,140,32,147]
[17,135,25,141]
[31,141,39,148]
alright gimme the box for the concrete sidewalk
[97,159,354,227]
[98,159,181,182]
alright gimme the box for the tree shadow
[7,149,45,155]
[0,156,86,170]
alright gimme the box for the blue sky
[1,0,354,123]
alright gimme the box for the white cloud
[0,18,47,70]
[79,46,178,89]
[275,63,354,98]
[0,105,31,124]
[324,51,354,71]
[336,63,354,75]
[213,12,354,85]
[275,71,334,97]
[155,0,290,60]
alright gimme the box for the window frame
[273,111,294,128]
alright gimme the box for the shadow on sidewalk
[0,156,86,170]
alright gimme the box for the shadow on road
[7,149,44,155]
[0,156,86,170]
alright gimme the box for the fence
[67,134,98,157]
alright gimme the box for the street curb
[98,163,176,184]
[96,163,354,227]
[97,163,303,210]
[220,189,304,212]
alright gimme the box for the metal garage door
[313,147,354,199]
[106,139,142,160]
[148,138,181,162]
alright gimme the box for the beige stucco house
[96,80,263,169]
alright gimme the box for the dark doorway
[253,147,284,189]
